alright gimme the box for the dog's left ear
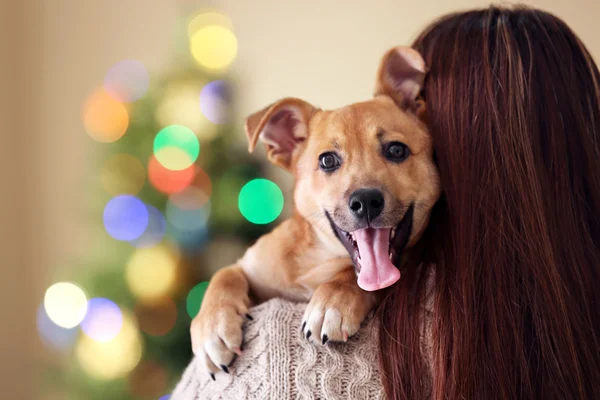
[245,98,317,170]
[375,46,426,113]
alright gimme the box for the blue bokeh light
[129,204,166,248]
[103,195,149,241]
[81,298,123,342]
[36,304,78,351]
[199,80,231,124]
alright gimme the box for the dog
[190,46,440,379]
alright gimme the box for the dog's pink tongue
[354,228,400,291]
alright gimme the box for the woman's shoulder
[171,298,384,400]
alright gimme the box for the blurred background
[2,0,598,399]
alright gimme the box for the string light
[75,311,142,380]
[154,125,199,171]
[104,60,149,102]
[126,245,179,302]
[188,11,233,37]
[127,360,168,398]
[103,195,149,241]
[100,153,145,196]
[148,155,195,194]
[190,25,237,71]
[134,297,177,336]
[238,178,284,224]
[44,282,88,329]
[186,282,209,319]
[36,304,78,351]
[82,88,129,142]
[155,83,218,139]
[80,298,123,342]
[199,80,231,124]
[128,204,166,248]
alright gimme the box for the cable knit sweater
[171,298,385,400]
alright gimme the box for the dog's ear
[375,46,426,113]
[245,98,317,170]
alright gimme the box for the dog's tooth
[389,252,393,260]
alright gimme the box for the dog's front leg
[190,265,251,378]
[301,267,378,344]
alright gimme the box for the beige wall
[5,0,598,397]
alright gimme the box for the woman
[173,6,600,399]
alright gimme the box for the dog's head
[245,47,440,291]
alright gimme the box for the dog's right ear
[375,46,426,113]
[245,98,317,170]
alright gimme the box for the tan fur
[190,47,441,376]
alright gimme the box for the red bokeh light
[148,156,195,194]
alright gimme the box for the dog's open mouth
[327,204,414,291]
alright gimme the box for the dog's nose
[348,188,385,221]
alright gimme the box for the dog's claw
[301,321,306,332]
[221,365,229,374]
[322,334,328,345]
[246,314,253,321]
[343,330,349,342]
[209,373,215,381]
[233,347,243,356]
[306,330,312,339]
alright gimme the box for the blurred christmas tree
[37,9,283,400]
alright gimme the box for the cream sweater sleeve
[171,298,384,400]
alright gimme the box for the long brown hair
[378,6,600,399]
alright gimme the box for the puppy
[190,47,440,378]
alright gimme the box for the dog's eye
[384,142,410,162]
[319,152,341,172]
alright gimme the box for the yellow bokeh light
[154,147,194,171]
[100,153,146,196]
[76,311,142,380]
[82,88,129,142]
[190,25,238,71]
[126,245,179,302]
[155,83,217,139]
[188,11,233,38]
[44,282,88,329]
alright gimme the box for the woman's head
[379,6,600,400]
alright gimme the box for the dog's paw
[301,281,376,345]
[190,301,250,379]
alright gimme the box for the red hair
[378,6,600,399]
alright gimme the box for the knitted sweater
[171,298,385,400]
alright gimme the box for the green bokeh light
[186,281,209,319]
[238,178,284,224]
[153,125,200,163]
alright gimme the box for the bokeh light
[190,25,237,71]
[134,297,177,336]
[44,282,88,329]
[193,167,213,198]
[128,204,166,248]
[156,83,218,139]
[103,195,149,241]
[154,125,199,170]
[199,80,231,124]
[76,311,142,380]
[100,153,145,196]
[81,298,123,342]
[36,304,78,351]
[188,11,233,37]
[82,88,129,142]
[128,360,168,398]
[238,178,284,224]
[166,187,210,232]
[148,155,195,194]
[104,60,149,102]
[126,245,179,302]
[186,281,209,319]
